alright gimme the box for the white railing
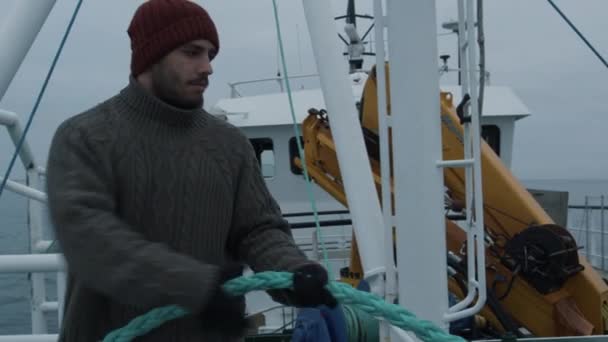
[0,254,64,273]
[228,73,319,98]
[4,178,47,203]
[568,196,607,271]
[1,4,61,337]
[441,0,487,323]
[0,109,36,169]
[0,254,65,340]
[1,108,62,337]
[0,334,58,342]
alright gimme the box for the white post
[27,170,48,334]
[301,0,386,280]
[463,0,487,318]
[447,0,476,313]
[443,0,488,321]
[374,1,400,341]
[0,0,57,101]
[387,0,449,331]
[57,271,66,326]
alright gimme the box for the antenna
[346,0,356,26]
[275,1,281,78]
[334,0,376,73]
[296,24,303,73]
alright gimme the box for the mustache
[188,77,208,87]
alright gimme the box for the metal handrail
[444,0,487,322]
[3,178,47,203]
[228,73,319,98]
[0,254,64,273]
[0,109,37,169]
[0,334,58,342]
[0,109,60,336]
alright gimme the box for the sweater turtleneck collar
[118,76,208,128]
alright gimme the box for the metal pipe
[569,204,607,210]
[0,109,18,126]
[602,195,605,270]
[228,73,320,98]
[57,272,66,326]
[30,280,47,334]
[0,335,58,342]
[0,110,36,169]
[3,179,47,203]
[39,301,58,312]
[477,0,485,116]
[448,0,477,314]
[289,219,352,229]
[585,196,590,260]
[283,209,349,217]
[27,170,45,246]
[457,0,469,95]
[446,0,488,320]
[26,169,48,334]
[462,0,487,319]
[301,0,385,278]
[0,0,57,101]
[0,254,65,273]
[373,1,396,340]
[437,159,475,168]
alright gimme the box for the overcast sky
[0,0,606,181]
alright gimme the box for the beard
[150,66,205,110]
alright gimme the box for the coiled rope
[103,271,465,342]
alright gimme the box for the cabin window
[249,138,275,179]
[289,136,305,175]
[481,125,500,156]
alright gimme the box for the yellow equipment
[293,62,608,338]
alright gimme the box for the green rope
[103,272,465,342]
[270,0,332,271]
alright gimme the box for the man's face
[149,39,216,109]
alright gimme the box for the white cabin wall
[238,124,353,283]
[480,117,516,170]
[238,125,347,214]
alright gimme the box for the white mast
[386,0,450,331]
[0,1,57,335]
[0,0,57,101]
[301,0,386,287]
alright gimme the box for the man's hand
[291,263,338,308]
[199,263,252,337]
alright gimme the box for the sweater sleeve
[45,120,219,313]
[228,140,315,304]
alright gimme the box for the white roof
[441,85,531,119]
[210,80,530,128]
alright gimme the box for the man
[45,0,336,341]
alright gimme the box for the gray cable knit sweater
[45,77,312,341]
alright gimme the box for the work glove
[291,263,338,308]
[199,263,253,337]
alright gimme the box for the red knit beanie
[127,0,219,76]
